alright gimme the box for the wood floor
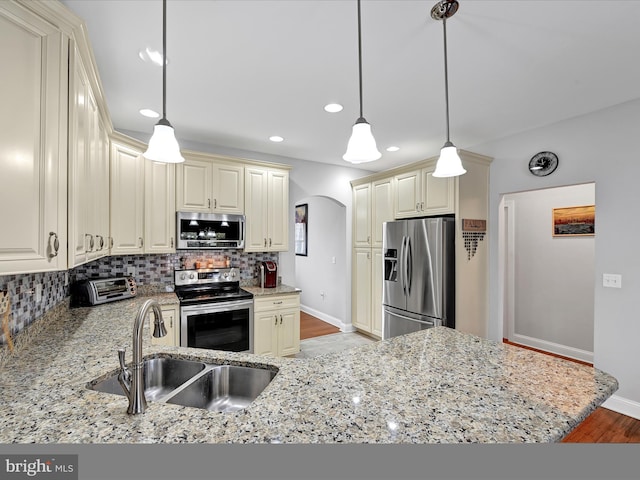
[300,313,640,442]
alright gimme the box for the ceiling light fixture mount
[343,0,381,164]
[431,0,465,178]
[143,0,184,163]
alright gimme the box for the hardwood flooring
[300,311,340,340]
[300,313,640,442]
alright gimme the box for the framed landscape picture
[552,205,595,237]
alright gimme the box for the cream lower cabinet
[351,248,382,338]
[151,304,180,347]
[0,2,68,275]
[176,154,244,214]
[253,294,300,357]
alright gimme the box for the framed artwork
[295,203,308,256]
[552,205,595,237]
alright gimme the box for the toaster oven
[71,277,137,307]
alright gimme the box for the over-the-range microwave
[176,212,245,250]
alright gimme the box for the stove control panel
[174,268,239,286]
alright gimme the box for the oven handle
[180,299,253,314]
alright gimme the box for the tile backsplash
[1,250,277,345]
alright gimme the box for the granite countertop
[242,284,301,297]
[0,293,617,443]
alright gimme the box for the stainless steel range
[174,268,253,353]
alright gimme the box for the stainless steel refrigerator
[382,216,455,339]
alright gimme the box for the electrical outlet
[603,273,622,289]
[126,266,136,276]
[36,284,42,303]
[320,291,326,300]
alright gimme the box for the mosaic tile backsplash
[0,250,277,345]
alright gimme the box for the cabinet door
[253,309,279,357]
[422,166,455,214]
[152,305,179,346]
[353,183,371,247]
[394,170,421,219]
[371,248,383,338]
[110,142,144,255]
[351,248,372,332]
[278,308,300,356]
[244,167,269,252]
[267,169,289,251]
[68,46,90,267]
[212,162,244,213]
[144,160,176,254]
[371,178,394,248]
[176,157,212,212]
[0,3,68,274]
[94,118,111,257]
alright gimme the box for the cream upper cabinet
[353,177,393,249]
[0,2,68,274]
[394,165,454,218]
[144,159,176,254]
[244,166,289,252]
[68,44,110,267]
[111,135,176,256]
[253,294,300,357]
[110,140,145,255]
[176,154,244,214]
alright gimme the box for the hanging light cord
[357,0,364,120]
[161,0,167,121]
[442,15,451,144]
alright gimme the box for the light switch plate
[603,273,622,288]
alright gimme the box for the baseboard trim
[602,394,640,420]
[511,333,593,364]
[300,305,355,333]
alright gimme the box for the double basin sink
[88,357,277,413]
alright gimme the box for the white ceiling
[60,0,640,172]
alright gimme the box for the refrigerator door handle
[406,236,413,295]
[399,235,406,296]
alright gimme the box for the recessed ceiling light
[269,136,284,143]
[324,103,343,113]
[139,108,160,118]
[138,48,165,66]
[386,146,400,152]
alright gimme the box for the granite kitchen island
[0,294,617,443]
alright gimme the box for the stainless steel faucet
[117,299,167,414]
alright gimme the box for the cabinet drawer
[254,294,299,312]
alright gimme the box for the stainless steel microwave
[176,212,245,250]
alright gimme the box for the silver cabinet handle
[170,237,174,248]
[109,237,114,249]
[421,202,424,211]
[269,238,272,247]
[97,235,105,250]
[85,234,93,252]
[207,198,211,209]
[138,237,144,248]
[214,199,217,209]
[274,315,278,326]
[264,238,267,247]
[279,315,283,325]
[48,231,59,258]
[416,202,420,211]
[273,300,283,305]
[367,235,370,244]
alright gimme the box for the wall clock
[528,151,558,177]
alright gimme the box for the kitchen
[1,0,639,478]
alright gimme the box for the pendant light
[431,0,465,177]
[143,0,184,163]
[343,0,381,164]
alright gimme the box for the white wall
[474,98,640,418]
[294,196,348,328]
[504,184,594,360]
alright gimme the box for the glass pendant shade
[143,119,185,163]
[433,142,466,177]
[343,118,382,164]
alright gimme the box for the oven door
[180,299,253,353]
